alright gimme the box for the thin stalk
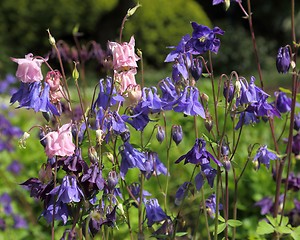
[213,167,221,240]
[51,158,58,240]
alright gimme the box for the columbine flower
[119,141,146,178]
[108,36,139,71]
[206,194,223,219]
[175,182,192,206]
[114,68,137,93]
[44,123,75,158]
[49,175,84,203]
[143,151,167,179]
[253,145,278,170]
[186,22,224,55]
[0,193,12,215]
[292,133,300,156]
[13,215,28,229]
[128,182,151,203]
[165,34,191,62]
[276,46,290,74]
[176,138,222,167]
[173,87,206,118]
[223,80,234,103]
[294,113,300,131]
[7,160,23,175]
[274,91,292,113]
[141,87,163,113]
[145,198,168,227]
[195,163,218,190]
[41,196,69,224]
[10,82,59,115]
[159,77,178,110]
[81,163,105,191]
[191,57,202,81]
[282,172,300,191]
[11,53,44,83]
[212,0,241,6]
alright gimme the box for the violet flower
[274,91,292,113]
[119,141,147,179]
[145,198,168,227]
[165,34,191,62]
[41,197,69,224]
[176,138,222,167]
[253,145,278,170]
[81,163,105,191]
[159,77,178,110]
[276,46,290,74]
[206,194,223,219]
[186,22,224,55]
[143,151,167,179]
[171,125,183,145]
[0,193,12,215]
[7,160,23,175]
[49,175,84,203]
[173,86,206,118]
[13,214,28,229]
[175,182,192,206]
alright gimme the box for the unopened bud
[72,62,79,80]
[19,132,30,149]
[225,0,230,11]
[156,126,165,143]
[47,29,56,46]
[235,80,242,98]
[106,152,114,163]
[201,93,209,103]
[107,171,119,190]
[253,159,259,171]
[96,129,104,145]
[171,125,183,145]
[127,2,142,17]
[137,49,142,58]
[88,146,98,163]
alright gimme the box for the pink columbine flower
[44,123,75,158]
[114,68,137,94]
[108,36,140,71]
[11,53,44,83]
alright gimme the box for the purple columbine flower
[145,198,168,227]
[143,151,167,179]
[223,80,235,103]
[253,145,278,170]
[165,34,191,62]
[276,46,290,74]
[171,54,191,82]
[119,141,147,179]
[10,82,59,115]
[254,197,273,215]
[195,163,218,190]
[21,178,53,200]
[49,175,84,203]
[294,113,300,131]
[93,77,124,110]
[128,182,151,203]
[186,22,224,55]
[13,214,28,229]
[213,0,241,5]
[191,57,202,81]
[41,196,69,224]
[141,87,163,113]
[159,77,178,110]
[106,171,119,191]
[0,193,13,215]
[122,104,150,131]
[282,172,300,191]
[292,133,300,156]
[7,160,23,175]
[274,91,292,113]
[175,182,192,206]
[81,163,105,191]
[235,111,259,130]
[205,194,223,219]
[176,138,222,167]
[173,87,206,118]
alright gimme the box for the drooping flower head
[205,194,223,218]
[44,123,75,158]
[108,36,140,71]
[145,198,168,227]
[276,46,290,74]
[274,91,292,113]
[11,53,44,83]
[186,22,224,55]
[253,145,278,170]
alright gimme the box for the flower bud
[47,29,56,46]
[107,171,119,190]
[96,129,104,145]
[88,146,98,163]
[276,46,290,74]
[72,62,79,80]
[191,58,202,81]
[223,80,234,103]
[39,129,47,147]
[156,126,165,143]
[253,159,259,171]
[127,2,142,17]
[121,129,131,142]
[204,113,213,132]
[171,125,183,145]
[19,132,30,149]
[294,113,300,131]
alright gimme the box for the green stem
[214,167,221,240]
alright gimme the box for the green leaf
[202,133,218,147]
[218,215,225,222]
[175,232,188,237]
[291,226,300,240]
[280,216,289,227]
[217,223,226,235]
[276,226,292,234]
[227,219,243,227]
[266,215,276,227]
[256,220,274,235]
